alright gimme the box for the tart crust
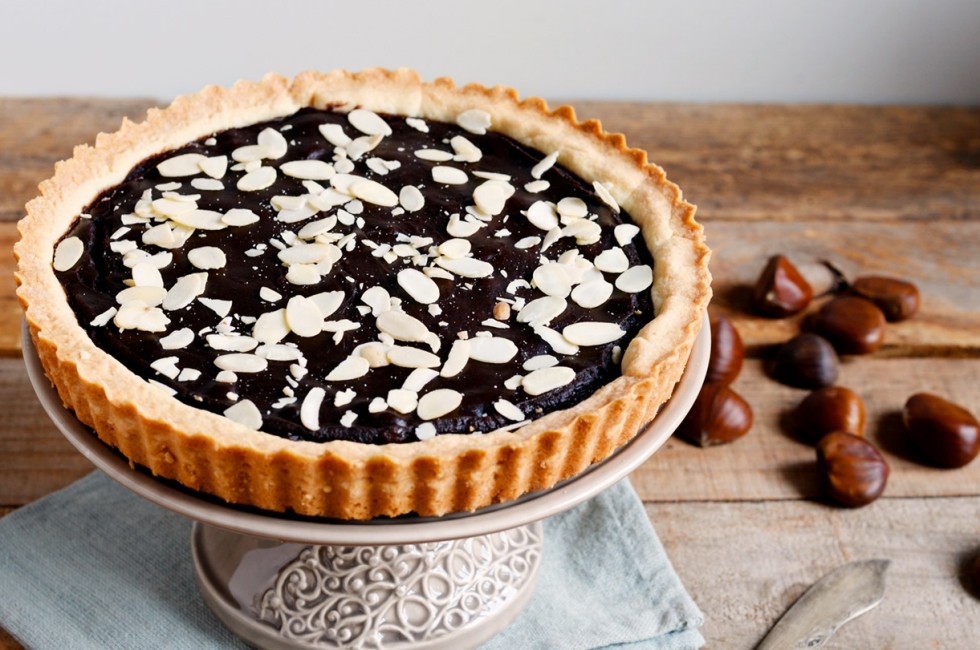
[16,69,711,519]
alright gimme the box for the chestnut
[677,384,753,447]
[812,296,886,355]
[816,432,890,507]
[753,255,813,318]
[852,275,920,322]
[903,393,979,468]
[793,386,866,444]
[706,316,744,385]
[772,333,840,389]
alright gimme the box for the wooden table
[1,99,978,648]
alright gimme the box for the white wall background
[3,0,979,104]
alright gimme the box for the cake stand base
[192,522,543,650]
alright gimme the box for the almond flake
[326,356,370,381]
[177,368,202,382]
[160,328,194,350]
[616,265,654,293]
[224,400,262,430]
[523,354,558,371]
[360,286,392,316]
[191,178,224,191]
[199,156,228,179]
[300,387,325,431]
[437,238,471,259]
[232,145,266,163]
[525,201,559,231]
[163,272,208,310]
[593,181,621,213]
[368,397,388,413]
[152,197,197,217]
[285,295,323,338]
[534,325,579,355]
[456,109,492,135]
[53,237,84,272]
[199,297,233,318]
[157,153,207,177]
[237,166,277,192]
[440,339,471,378]
[417,389,463,420]
[531,151,559,179]
[350,179,398,207]
[571,279,614,309]
[504,374,524,390]
[446,214,482,238]
[298,216,338,239]
[150,356,180,379]
[397,268,440,304]
[387,346,441,368]
[563,219,602,245]
[525,180,550,193]
[594,247,630,273]
[432,166,468,185]
[278,242,334,265]
[214,353,267,373]
[253,309,290,344]
[557,197,588,219]
[468,336,518,363]
[532,263,572,298]
[319,123,352,147]
[334,388,356,407]
[258,128,288,159]
[259,287,282,302]
[168,208,226,231]
[376,310,429,342]
[113,301,170,332]
[132,263,164,288]
[522,366,576,396]
[215,370,238,383]
[435,256,493,278]
[399,185,425,212]
[614,224,640,246]
[188,246,226,270]
[386,388,418,414]
[415,422,437,441]
[516,296,566,326]
[116,286,166,306]
[340,410,358,427]
[207,334,258,352]
[90,307,117,327]
[348,109,392,136]
[494,399,525,422]
[415,149,454,162]
[450,135,482,163]
[286,264,321,285]
[472,180,512,216]
[562,322,626,346]
[222,208,261,226]
[256,344,303,361]
[310,290,345,318]
[515,236,541,249]
[403,368,439,392]
[347,134,383,160]
[278,159,334,181]
[405,117,429,132]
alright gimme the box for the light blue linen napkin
[0,472,703,649]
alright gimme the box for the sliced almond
[300,387,325,431]
[417,389,463,420]
[90,307,117,327]
[616,265,653,293]
[281,159,335,180]
[377,310,429,342]
[594,247,630,273]
[237,166,277,192]
[215,353,268,373]
[258,128,288,159]
[188,246,226,270]
[593,181,621,213]
[354,341,390,368]
[253,309,290,344]
[285,264,321,285]
[152,197,197,217]
[199,297,233,317]
[224,400,262,430]
[562,322,625,346]
[157,153,207,177]
[350,179,398,207]
[522,366,576,396]
[117,286,167,307]
[525,180,550,193]
[435,256,493,278]
[450,135,482,163]
[132,263,164,288]
[206,334,258,352]
[256,344,303,361]
[340,410,358,427]
[468,336,519,364]
[361,286,392,316]
[319,123,352,147]
[222,208,261,226]
[199,156,228,179]
[397,268,440,304]
[160,328,194,350]
[440,339,471,378]
[53,237,84,272]
[563,219,602,245]
[325,356,370,381]
[162,272,208,310]
[348,109,392,136]
[387,346,441,368]
[534,325,579,355]
[298,216,338,239]
[517,296,567,326]
[532,263,572,298]
[285,295,323,338]
[614,224,640,246]
[525,201,559,231]
[557,197,588,219]
[437,238,471,259]
[523,354,558,371]
[415,422,437,441]
[399,185,425,212]
[432,166,468,185]
[415,149,454,162]
[168,209,225,231]
[114,301,170,332]
[386,389,418,414]
[278,242,333,265]
[456,109,492,135]
[571,280,614,309]
[531,151,559,179]
[446,214,482,238]
[472,180,511,216]
[309,291,345,318]
[494,399,525,422]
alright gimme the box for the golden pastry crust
[15,68,711,519]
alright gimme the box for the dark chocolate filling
[55,108,655,444]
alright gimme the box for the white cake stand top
[23,316,708,546]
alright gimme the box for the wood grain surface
[1,98,978,650]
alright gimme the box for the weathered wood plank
[572,102,980,221]
[633,357,980,503]
[0,98,159,221]
[652,496,980,649]
[0,224,20,356]
[706,219,980,354]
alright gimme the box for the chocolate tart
[15,69,711,519]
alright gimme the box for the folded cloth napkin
[0,472,703,649]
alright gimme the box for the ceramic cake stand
[23,318,708,650]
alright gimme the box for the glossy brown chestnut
[677,384,753,447]
[852,275,920,322]
[772,333,840,389]
[706,316,744,385]
[753,254,813,318]
[812,296,886,355]
[793,386,866,444]
[816,432,889,507]
[903,393,980,468]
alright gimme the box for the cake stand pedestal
[23,319,708,649]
